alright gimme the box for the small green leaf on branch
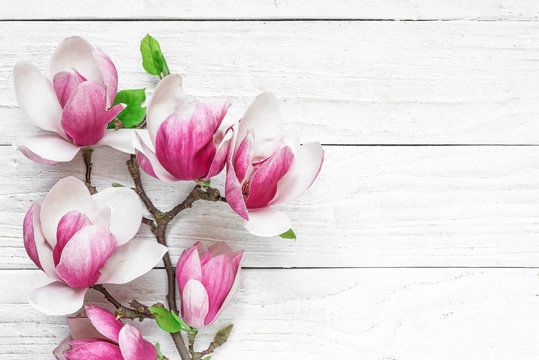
[148,306,183,333]
[111,183,125,187]
[109,88,147,128]
[279,228,296,240]
[195,179,211,187]
[155,343,165,360]
[140,34,169,78]
[148,306,195,334]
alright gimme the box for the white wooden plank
[0,268,537,359]
[2,0,539,20]
[2,145,539,268]
[2,21,539,144]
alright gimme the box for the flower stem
[82,147,96,194]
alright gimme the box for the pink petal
[225,156,249,220]
[181,279,209,328]
[54,210,92,266]
[29,281,87,316]
[23,204,42,270]
[68,339,106,350]
[64,341,122,360]
[133,130,179,182]
[270,141,324,205]
[209,98,231,124]
[15,134,81,164]
[209,267,241,326]
[26,203,58,279]
[85,305,124,343]
[244,207,292,237]
[245,146,294,208]
[92,49,118,107]
[98,239,167,285]
[53,71,85,108]
[40,176,95,248]
[204,129,233,180]
[61,81,123,146]
[208,241,234,257]
[13,62,63,134]
[118,324,157,360]
[95,129,136,154]
[234,131,254,183]
[56,225,117,288]
[92,187,142,246]
[67,317,106,340]
[237,92,283,162]
[176,243,202,294]
[54,336,72,360]
[146,74,188,144]
[155,102,220,180]
[50,36,102,82]
[201,254,235,325]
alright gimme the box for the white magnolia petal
[49,36,102,82]
[40,176,95,248]
[92,187,143,246]
[237,92,283,162]
[15,134,80,164]
[29,281,87,316]
[14,62,63,134]
[243,207,291,237]
[98,239,167,284]
[95,129,136,154]
[146,74,188,144]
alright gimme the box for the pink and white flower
[225,92,324,236]
[23,176,167,315]
[133,74,232,182]
[176,241,243,328]
[54,305,157,360]
[13,36,134,164]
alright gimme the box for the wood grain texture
[2,145,539,268]
[1,268,537,360]
[2,21,539,145]
[2,0,539,20]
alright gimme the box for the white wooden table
[1,1,539,359]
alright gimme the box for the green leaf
[195,179,211,187]
[171,310,196,334]
[111,183,124,187]
[140,34,167,77]
[202,357,211,360]
[154,343,164,360]
[148,306,183,333]
[111,88,147,128]
[279,228,296,240]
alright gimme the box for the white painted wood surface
[1,1,538,359]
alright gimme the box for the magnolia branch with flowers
[14,34,324,360]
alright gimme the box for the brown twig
[82,147,97,194]
[167,185,227,221]
[126,155,163,218]
[90,285,152,321]
[125,155,191,360]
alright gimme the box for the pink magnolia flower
[13,36,134,164]
[225,92,324,236]
[176,241,243,328]
[54,305,157,360]
[133,74,232,182]
[24,176,167,315]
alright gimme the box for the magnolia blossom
[176,241,243,328]
[54,305,157,360]
[14,36,134,164]
[225,92,324,236]
[133,74,232,182]
[23,176,167,315]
